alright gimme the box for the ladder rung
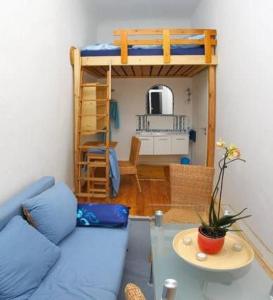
[80,98,108,102]
[78,145,108,150]
[76,192,108,198]
[77,177,107,182]
[87,154,106,160]
[81,83,108,87]
[88,188,107,193]
[79,130,108,135]
[79,114,108,117]
[78,162,106,167]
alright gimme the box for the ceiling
[91,0,200,21]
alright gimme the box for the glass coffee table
[150,222,273,300]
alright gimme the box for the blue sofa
[0,177,129,300]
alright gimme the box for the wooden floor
[79,165,172,216]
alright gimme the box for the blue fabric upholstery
[0,216,60,299]
[22,182,77,244]
[0,176,55,231]
[30,225,129,300]
[77,203,129,227]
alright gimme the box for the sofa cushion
[23,182,77,244]
[29,225,129,299]
[30,286,116,300]
[0,216,60,299]
[0,176,55,231]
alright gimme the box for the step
[88,188,107,193]
[81,83,108,87]
[76,192,109,198]
[79,130,108,135]
[87,153,106,160]
[77,162,107,167]
[77,177,107,182]
[78,145,109,150]
[80,98,108,102]
[79,114,108,117]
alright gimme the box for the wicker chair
[119,136,142,192]
[164,164,214,223]
[124,283,146,300]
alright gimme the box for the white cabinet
[138,137,154,155]
[171,135,189,154]
[137,133,189,155]
[154,136,171,155]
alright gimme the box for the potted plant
[198,139,251,254]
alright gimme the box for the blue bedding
[87,148,120,197]
[30,226,129,300]
[81,45,204,57]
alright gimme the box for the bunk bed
[70,28,217,200]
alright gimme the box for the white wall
[0,0,97,202]
[96,18,191,42]
[111,78,192,162]
[192,0,273,251]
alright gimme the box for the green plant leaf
[196,211,208,227]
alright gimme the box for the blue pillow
[77,204,129,228]
[0,216,60,299]
[23,182,77,244]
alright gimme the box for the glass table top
[150,222,273,300]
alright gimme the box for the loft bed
[70,28,217,200]
[72,28,217,78]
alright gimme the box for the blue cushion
[0,216,60,299]
[0,176,55,231]
[23,182,77,244]
[77,203,129,227]
[29,226,129,299]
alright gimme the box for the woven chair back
[169,164,214,207]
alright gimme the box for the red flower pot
[197,227,225,254]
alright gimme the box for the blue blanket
[87,148,120,197]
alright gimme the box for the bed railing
[113,28,217,64]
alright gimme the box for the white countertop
[136,131,188,137]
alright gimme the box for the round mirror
[146,85,174,115]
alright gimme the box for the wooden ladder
[74,61,111,200]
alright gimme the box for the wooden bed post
[72,48,81,193]
[207,65,216,167]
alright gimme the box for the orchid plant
[200,139,251,238]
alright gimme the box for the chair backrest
[129,136,141,166]
[169,164,214,207]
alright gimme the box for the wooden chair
[124,283,146,300]
[164,164,214,223]
[119,136,142,192]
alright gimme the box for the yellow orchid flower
[227,144,240,159]
[216,138,225,148]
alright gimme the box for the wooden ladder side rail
[105,66,111,197]
[72,47,82,193]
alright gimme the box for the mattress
[81,45,204,57]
